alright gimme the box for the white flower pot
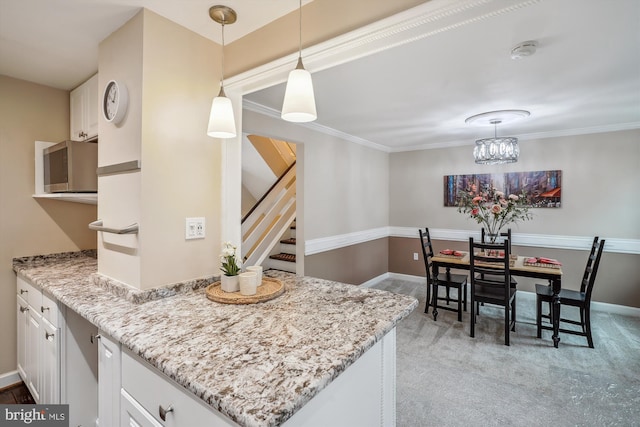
[245,266,263,286]
[220,274,239,292]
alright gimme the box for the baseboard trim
[0,371,21,390]
[384,273,640,317]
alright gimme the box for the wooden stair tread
[270,253,296,262]
[280,238,296,244]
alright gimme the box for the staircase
[266,221,296,273]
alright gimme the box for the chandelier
[465,110,530,165]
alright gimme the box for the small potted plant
[220,242,241,292]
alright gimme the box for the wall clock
[102,80,129,125]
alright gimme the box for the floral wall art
[443,170,562,208]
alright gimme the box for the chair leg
[504,304,510,346]
[470,296,475,338]
[445,286,451,305]
[536,295,542,338]
[511,295,516,332]
[585,306,594,348]
[457,286,462,322]
[424,281,431,314]
[463,282,468,312]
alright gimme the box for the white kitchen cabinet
[98,331,121,427]
[16,295,28,381]
[62,307,98,427]
[16,276,61,405]
[70,73,99,141]
[41,317,60,404]
[121,349,236,427]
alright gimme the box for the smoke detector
[510,40,538,60]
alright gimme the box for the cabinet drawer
[17,277,41,309]
[121,349,236,427]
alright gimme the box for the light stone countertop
[13,251,417,427]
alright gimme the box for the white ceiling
[0,0,308,90]
[1,0,639,152]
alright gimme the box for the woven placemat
[437,252,465,259]
[206,277,284,304]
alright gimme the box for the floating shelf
[33,193,97,205]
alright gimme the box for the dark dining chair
[536,237,605,348]
[419,228,468,321]
[481,227,517,287]
[469,237,516,346]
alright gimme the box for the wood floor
[0,382,35,404]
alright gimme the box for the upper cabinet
[70,73,99,141]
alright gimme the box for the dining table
[431,251,563,348]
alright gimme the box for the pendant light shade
[207,87,236,138]
[281,0,317,123]
[466,110,530,165]
[207,5,237,139]
[282,58,317,122]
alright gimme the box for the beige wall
[387,130,640,307]
[389,130,640,239]
[97,10,223,290]
[243,109,389,242]
[0,76,97,374]
[306,238,389,285]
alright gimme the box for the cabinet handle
[159,404,174,421]
[41,306,50,313]
[90,334,101,344]
[20,289,28,295]
[45,332,55,340]
[19,306,29,313]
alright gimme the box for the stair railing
[241,162,296,267]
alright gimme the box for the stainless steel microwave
[43,140,98,193]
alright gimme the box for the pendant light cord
[298,0,302,59]
[220,21,226,94]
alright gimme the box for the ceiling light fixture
[207,5,237,139]
[281,0,317,123]
[465,110,530,165]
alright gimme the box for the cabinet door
[63,307,98,427]
[27,308,42,403]
[85,73,99,139]
[41,318,60,404]
[16,295,29,381]
[121,389,163,427]
[70,85,84,141]
[98,331,121,427]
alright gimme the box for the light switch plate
[185,217,205,240]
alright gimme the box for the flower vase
[220,274,239,292]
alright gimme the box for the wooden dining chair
[481,227,517,287]
[536,237,605,348]
[419,228,468,321]
[469,237,516,346]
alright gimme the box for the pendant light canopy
[207,5,237,139]
[281,0,317,123]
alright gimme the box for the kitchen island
[13,251,417,427]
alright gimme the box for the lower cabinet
[120,349,236,427]
[16,276,61,405]
[98,331,121,427]
[62,306,98,427]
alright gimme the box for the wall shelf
[33,193,97,205]
[33,140,97,206]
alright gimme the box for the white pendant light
[281,0,317,123]
[207,5,237,139]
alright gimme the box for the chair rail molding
[304,226,640,256]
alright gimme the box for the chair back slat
[469,237,511,302]
[581,236,600,292]
[583,239,605,301]
[419,228,434,284]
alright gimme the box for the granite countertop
[13,251,417,427]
